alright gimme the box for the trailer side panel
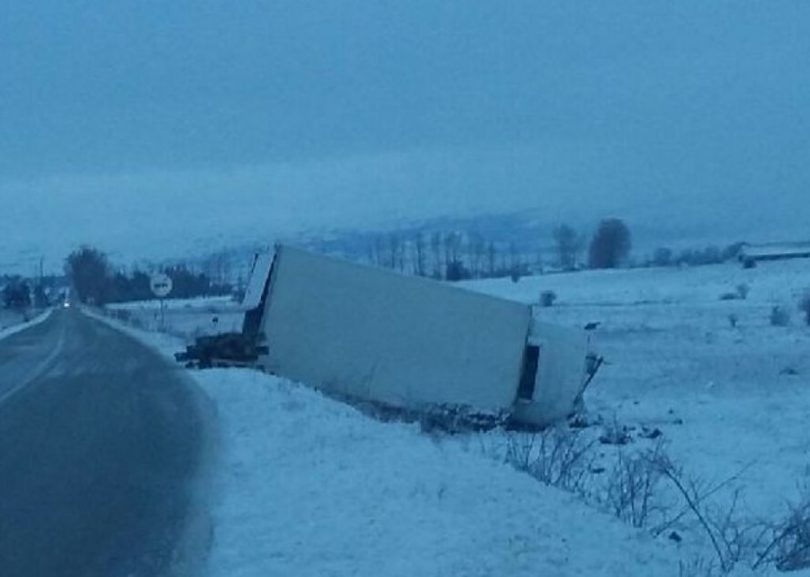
[259,246,532,413]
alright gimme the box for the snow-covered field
[464,261,810,518]
[97,258,810,576]
[93,314,681,577]
[195,370,685,577]
[105,297,244,340]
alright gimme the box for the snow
[106,297,244,340]
[92,257,810,576]
[465,260,810,557]
[107,296,236,311]
[194,370,679,577]
[91,309,681,577]
[460,260,809,308]
[0,308,52,341]
[241,251,274,310]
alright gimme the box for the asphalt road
[0,307,211,577]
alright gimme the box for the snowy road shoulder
[194,368,680,577]
[90,309,682,576]
[0,308,52,342]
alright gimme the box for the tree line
[65,246,233,305]
[366,218,633,281]
[2,274,59,312]
[647,243,744,268]
[365,217,748,281]
[367,230,533,282]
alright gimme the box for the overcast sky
[1,1,808,268]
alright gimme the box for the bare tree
[508,242,523,281]
[468,233,486,278]
[367,238,379,266]
[486,242,497,277]
[652,247,674,267]
[799,291,810,326]
[65,246,111,305]
[202,251,234,287]
[430,231,442,278]
[589,218,632,269]
[443,232,462,272]
[368,235,385,268]
[412,233,427,277]
[552,224,584,270]
[757,489,810,572]
[385,233,399,269]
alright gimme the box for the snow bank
[193,369,678,577]
[106,295,236,311]
[462,259,810,308]
[84,309,683,575]
[465,261,810,521]
[90,252,810,577]
[102,298,244,340]
[0,308,52,341]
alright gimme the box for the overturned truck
[241,245,599,428]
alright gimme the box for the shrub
[773,500,810,571]
[114,309,132,322]
[445,259,471,282]
[757,490,810,572]
[677,246,725,267]
[770,306,791,327]
[722,242,746,262]
[800,292,810,326]
[652,454,762,574]
[2,278,31,311]
[719,285,749,301]
[604,446,664,528]
[505,429,596,495]
[540,290,557,308]
[599,416,632,446]
[652,247,674,267]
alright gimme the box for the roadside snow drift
[0,309,52,341]
[193,369,677,577]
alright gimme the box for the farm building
[739,242,810,267]
[244,245,597,427]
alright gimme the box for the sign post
[150,273,173,331]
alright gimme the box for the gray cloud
[1,1,808,267]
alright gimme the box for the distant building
[739,242,810,268]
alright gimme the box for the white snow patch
[194,369,678,577]
[105,297,244,340]
[88,309,681,577]
[88,256,810,576]
[0,308,52,341]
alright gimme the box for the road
[0,307,212,577]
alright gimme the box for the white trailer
[251,245,595,427]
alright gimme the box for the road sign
[150,273,173,298]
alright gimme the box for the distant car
[63,301,71,309]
